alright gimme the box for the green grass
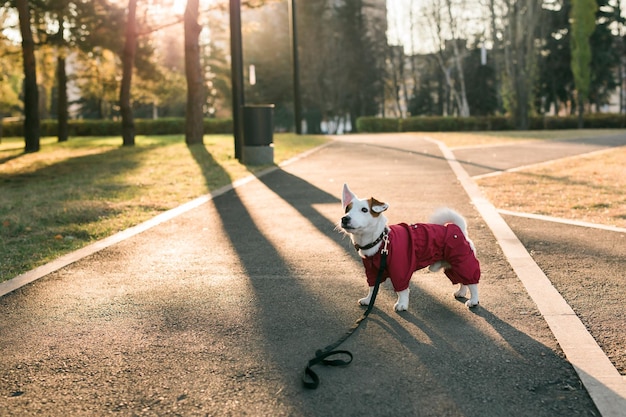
[0,134,328,282]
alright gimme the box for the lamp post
[289,0,303,134]
[229,0,245,160]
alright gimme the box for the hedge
[0,117,234,138]
[355,114,626,133]
[356,117,401,133]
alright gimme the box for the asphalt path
[1,134,623,416]
[451,133,626,177]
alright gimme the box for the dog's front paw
[394,301,408,312]
[358,296,371,306]
[358,287,375,306]
[394,289,410,312]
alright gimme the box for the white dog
[339,183,480,312]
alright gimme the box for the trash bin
[242,104,274,165]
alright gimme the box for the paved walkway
[1,134,625,416]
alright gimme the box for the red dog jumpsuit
[361,223,480,292]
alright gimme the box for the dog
[339,183,480,312]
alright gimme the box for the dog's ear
[369,197,389,215]
[342,183,356,210]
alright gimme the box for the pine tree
[570,0,597,127]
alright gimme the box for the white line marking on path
[0,142,332,299]
[423,136,626,417]
[497,209,626,234]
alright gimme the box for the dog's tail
[429,208,476,254]
[429,207,467,232]
[428,208,475,273]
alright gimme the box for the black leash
[302,234,389,389]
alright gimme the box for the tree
[243,2,293,128]
[501,0,542,129]
[46,0,71,142]
[337,0,388,127]
[16,0,40,152]
[588,0,621,111]
[184,0,204,145]
[423,0,470,116]
[0,36,23,119]
[536,2,573,115]
[120,0,137,146]
[464,45,498,116]
[570,0,597,127]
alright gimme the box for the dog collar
[354,228,389,252]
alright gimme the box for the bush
[356,114,625,133]
[401,116,459,131]
[203,118,233,134]
[356,116,400,132]
[0,117,234,138]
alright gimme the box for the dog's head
[340,183,388,235]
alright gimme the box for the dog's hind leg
[454,283,468,299]
[454,284,479,308]
[358,287,375,306]
[466,284,479,308]
[394,288,410,312]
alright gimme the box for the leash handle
[302,252,387,389]
[302,350,353,389]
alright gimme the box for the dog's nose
[341,215,350,226]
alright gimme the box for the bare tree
[16,0,40,152]
[483,0,504,113]
[423,0,471,116]
[443,0,470,116]
[501,0,542,129]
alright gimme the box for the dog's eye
[361,207,368,213]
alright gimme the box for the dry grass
[475,147,626,228]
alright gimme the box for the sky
[386,0,415,51]
[386,0,438,55]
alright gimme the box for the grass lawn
[0,133,328,282]
[475,146,626,228]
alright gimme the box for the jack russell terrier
[339,183,480,312]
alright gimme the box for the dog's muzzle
[341,215,352,229]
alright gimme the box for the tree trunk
[16,0,40,153]
[120,0,137,146]
[488,0,504,113]
[57,55,69,142]
[502,0,539,130]
[577,100,585,128]
[184,0,205,145]
[444,0,469,117]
